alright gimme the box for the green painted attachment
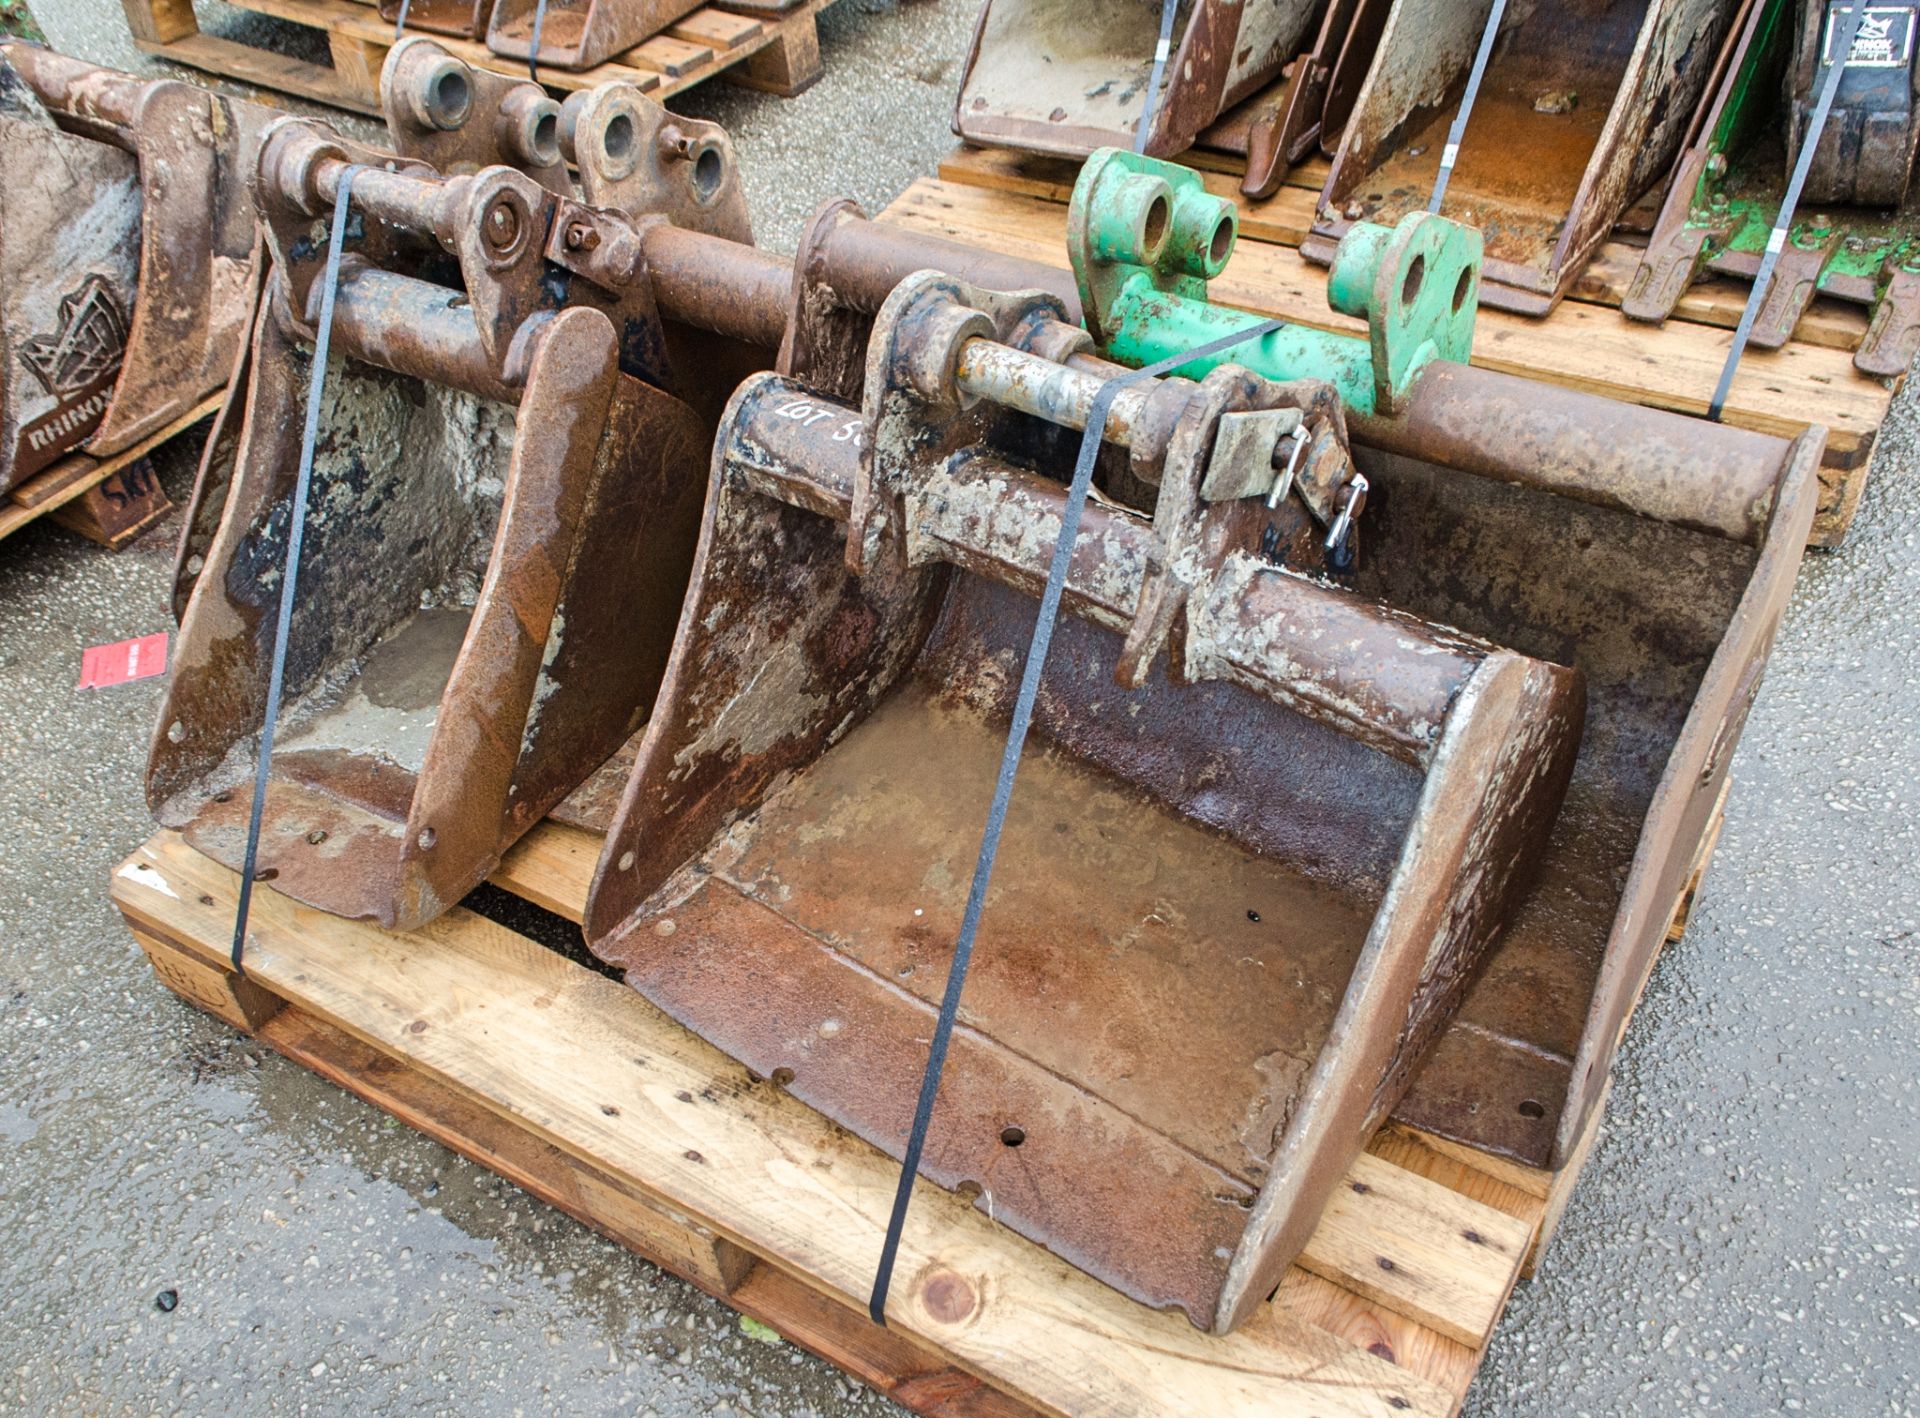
[1067,147,1481,416]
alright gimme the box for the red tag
[79,631,168,689]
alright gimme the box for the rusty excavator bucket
[563,154,1824,1332]
[579,271,1595,1333]
[1302,0,1742,314]
[143,75,1822,1328]
[953,0,1336,160]
[0,45,270,492]
[170,39,579,614]
[149,98,757,930]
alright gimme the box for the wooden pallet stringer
[0,393,215,548]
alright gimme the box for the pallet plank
[1271,1270,1478,1397]
[625,34,716,75]
[1299,1152,1532,1349]
[121,0,198,44]
[493,820,601,922]
[133,30,379,113]
[721,6,822,96]
[0,394,218,544]
[115,832,1471,1418]
[47,461,173,549]
[668,9,762,47]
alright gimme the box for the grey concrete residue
[3,1,1917,1415]
[276,605,475,775]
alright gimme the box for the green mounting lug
[1067,147,1482,417]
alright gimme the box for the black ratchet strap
[866,316,1285,1326]
[1429,0,1508,213]
[1709,2,1867,420]
[526,0,549,87]
[1133,0,1180,155]
[229,164,366,973]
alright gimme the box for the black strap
[1132,0,1180,155]
[1428,0,1508,213]
[526,0,549,87]
[865,316,1284,1326]
[1708,2,1866,420]
[229,165,365,973]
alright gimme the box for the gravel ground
[3,2,1917,1414]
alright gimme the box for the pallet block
[0,394,214,548]
[919,147,1901,548]
[112,783,1724,1416]
[119,0,836,116]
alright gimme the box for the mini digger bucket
[170,41,574,613]
[1626,0,1920,376]
[953,0,1333,160]
[1302,0,1742,314]
[581,271,1591,1333]
[0,45,269,491]
[149,109,752,929]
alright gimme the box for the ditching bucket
[570,146,1822,1331]
[149,111,752,928]
[953,0,1329,160]
[1302,0,1742,314]
[1626,0,1920,377]
[581,272,1590,1333]
[0,45,269,491]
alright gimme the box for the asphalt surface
[3,2,1917,1414]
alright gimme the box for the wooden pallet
[121,0,837,117]
[0,394,215,549]
[915,146,1905,548]
[111,779,1724,1417]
